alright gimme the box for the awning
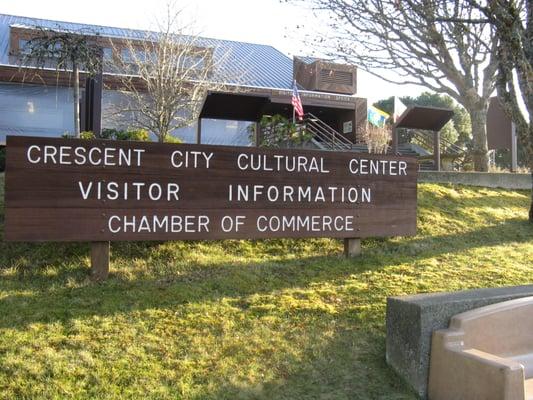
[394,106,454,131]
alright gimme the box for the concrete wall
[419,171,531,190]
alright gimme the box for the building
[0,13,367,147]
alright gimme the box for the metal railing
[400,130,465,157]
[299,113,353,151]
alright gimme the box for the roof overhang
[394,106,454,131]
[199,92,270,121]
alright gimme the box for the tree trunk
[529,174,533,223]
[468,105,490,172]
[530,168,533,223]
[73,63,80,138]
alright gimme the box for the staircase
[405,130,464,158]
[297,113,466,171]
[300,113,353,151]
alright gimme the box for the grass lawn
[0,172,532,399]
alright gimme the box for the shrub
[100,128,117,140]
[104,128,150,142]
[249,115,312,148]
[126,129,150,142]
[164,134,183,144]
[59,128,153,142]
[61,131,95,139]
[80,131,95,139]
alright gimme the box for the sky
[1,0,424,104]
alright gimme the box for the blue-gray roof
[0,13,295,90]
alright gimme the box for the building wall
[0,82,252,146]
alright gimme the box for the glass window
[121,48,132,62]
[102,47,113,60]
[18,39,30,54]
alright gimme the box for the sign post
[5,136,418,278]
[344,238,361,257]
[91,241,110,281]
[81,71,108,279]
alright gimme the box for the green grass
[0,172,532,399]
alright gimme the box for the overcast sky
[2,0,424,104]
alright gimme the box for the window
[121,48,147,63]
[102,47,113,60]
[18,39,30,54]
[183,55,205,70]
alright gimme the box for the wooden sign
[4,136,417,242]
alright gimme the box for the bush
[80,131,95,140]
[102,128,150,142]
[100,128,117,140]
[249,114,312,148]
[125,129,150,142]
[61,131,95,139]
[0,146,5,172]
[60,129,154,142]
[164,134,183,144]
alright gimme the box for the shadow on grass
[187,324,417,400]
[0,217,531,331]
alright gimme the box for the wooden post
[433,130,441,171]
[392,126,398,154]
[91,242,110,281]
[344,238,361,257]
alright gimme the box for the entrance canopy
[394,106,454,131]
[199,91,359,122]
[199,93,270,121]
[392,106,455,172]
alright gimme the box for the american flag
[291,80,304,121]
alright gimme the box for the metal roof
[0,13,296,90]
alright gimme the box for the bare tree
[437,0,532,221]
[21,27,103,137]
[361,124,392,154]
[110,8,231,143]
[286,0,498,171]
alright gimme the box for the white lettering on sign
[78,181,180,201]
[220,215,246,232]
[348,159,407,176]
[108,215,210,233]
[228,184,371,204]
[26,145,145,166]
[237,154,330,173]
[256,215,354,232]
[170,150,213,169]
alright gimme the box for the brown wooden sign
[4,136,417,242]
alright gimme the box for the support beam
[254,121,262,147]
[433,131,441,171]
[196,118,202,144]
[392,127,399,154]
[344,238,361,257]
[91,242,110,281]
[92,70,103,136]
